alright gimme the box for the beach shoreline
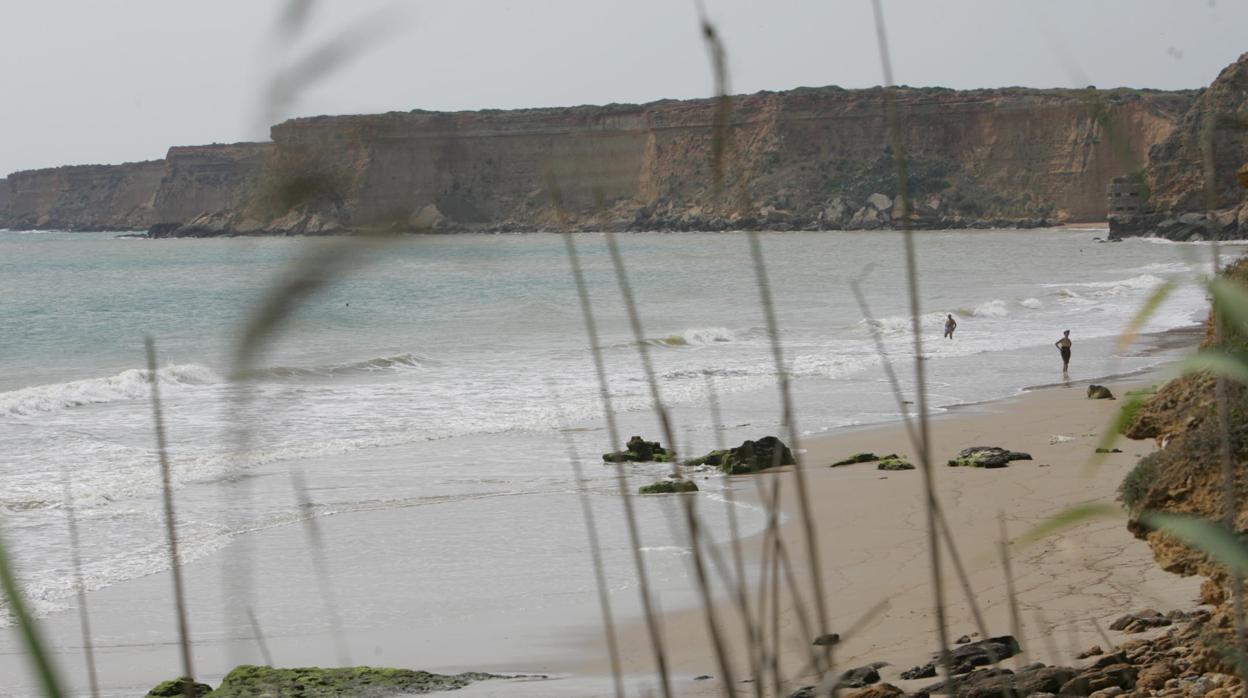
[557,360,1202,697]
[0,336,1204,697]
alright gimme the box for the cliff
[0,160,164,231]
[158,84,1187,236]
[0,84,1200,236]
[150,143,274,228]
[1110,52,1248,241]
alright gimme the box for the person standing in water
[1055,330,1072,377]
[944,314,957,339]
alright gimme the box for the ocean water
[0,228,1238,690]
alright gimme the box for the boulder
[147,678,213,697]
[409,203,449,230]
[1059,663,1137,695]
[206,665,502,697]
[685,436,795,474]
[838,665,881,689]
[928,665,1078,697]
[900,663,939,680]
[907,635,1022,680]
[822,197,851,225]
[844,684,903,698]
[603,436,669,463]
[866,192,894,211]
[1108,609,1171,633]
[812,633,841,646]
[877,456,914,471]
[831,452,886,467]
[638,478,698,495]
[1088,384,1116,400]
[947,447,1032,468]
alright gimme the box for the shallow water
[0,228,1238,693]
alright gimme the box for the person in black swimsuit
[944,314,957,339]
[1055,330,1072,378]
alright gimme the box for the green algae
[149,665,503,697]
[639,479,698,494]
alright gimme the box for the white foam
[0,363,219,417]
[1019,298,1043,309]
[679,327,736,345]
[971,299,1009,318]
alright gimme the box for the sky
[0,0,1245,174]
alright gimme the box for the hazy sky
[1,1,1245,174]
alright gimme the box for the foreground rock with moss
[639,477,698,494]
[684,435,795,474]
[147,665,504,697]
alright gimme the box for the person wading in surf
[1055,330,1072,378]
[944,314,957,339]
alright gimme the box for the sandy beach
[566,368,1202,697]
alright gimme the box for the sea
[0,228,1240,695]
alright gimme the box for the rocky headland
[1108,52,1248,242]
[0,79,1199,236]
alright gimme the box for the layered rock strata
[0,160,164,230]
[1,83,1194,235]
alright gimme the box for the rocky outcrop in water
[604,436,671,463]
[685,436,796,474]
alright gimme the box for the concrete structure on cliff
[1108,177,1146,216]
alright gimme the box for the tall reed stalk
[146,337,196,698]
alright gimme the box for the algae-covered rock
[639,478,698,494]
[685,436,795,474]
[147,678,213,697]
[208,665,501,697]
[683,449,729,467]
[947,446,1032,468]
[876,456,914,471]
[831,452,880,467]
[1088,384,1116,400]
[603,435,668,463]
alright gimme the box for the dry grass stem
[290,468,351,666]
[145,337,196,697]
[998,511,1028,668]
[553,389,625,698]
[61,468,100,697]
[871,0,952,679]
[245,607,275,667]
[562,231,671,697]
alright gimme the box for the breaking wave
[255,352,431,378]
[2,352,434,417]
[0,364,219,417]
[971,299,1009,317]
[649,327,740,347]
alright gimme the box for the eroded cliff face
[0,161,164,230]
[151,143,274,226]
[1148,53,1248,213]
[203,85,1185,236]
[1109,52,1248,241]
[1,84,1197,235]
